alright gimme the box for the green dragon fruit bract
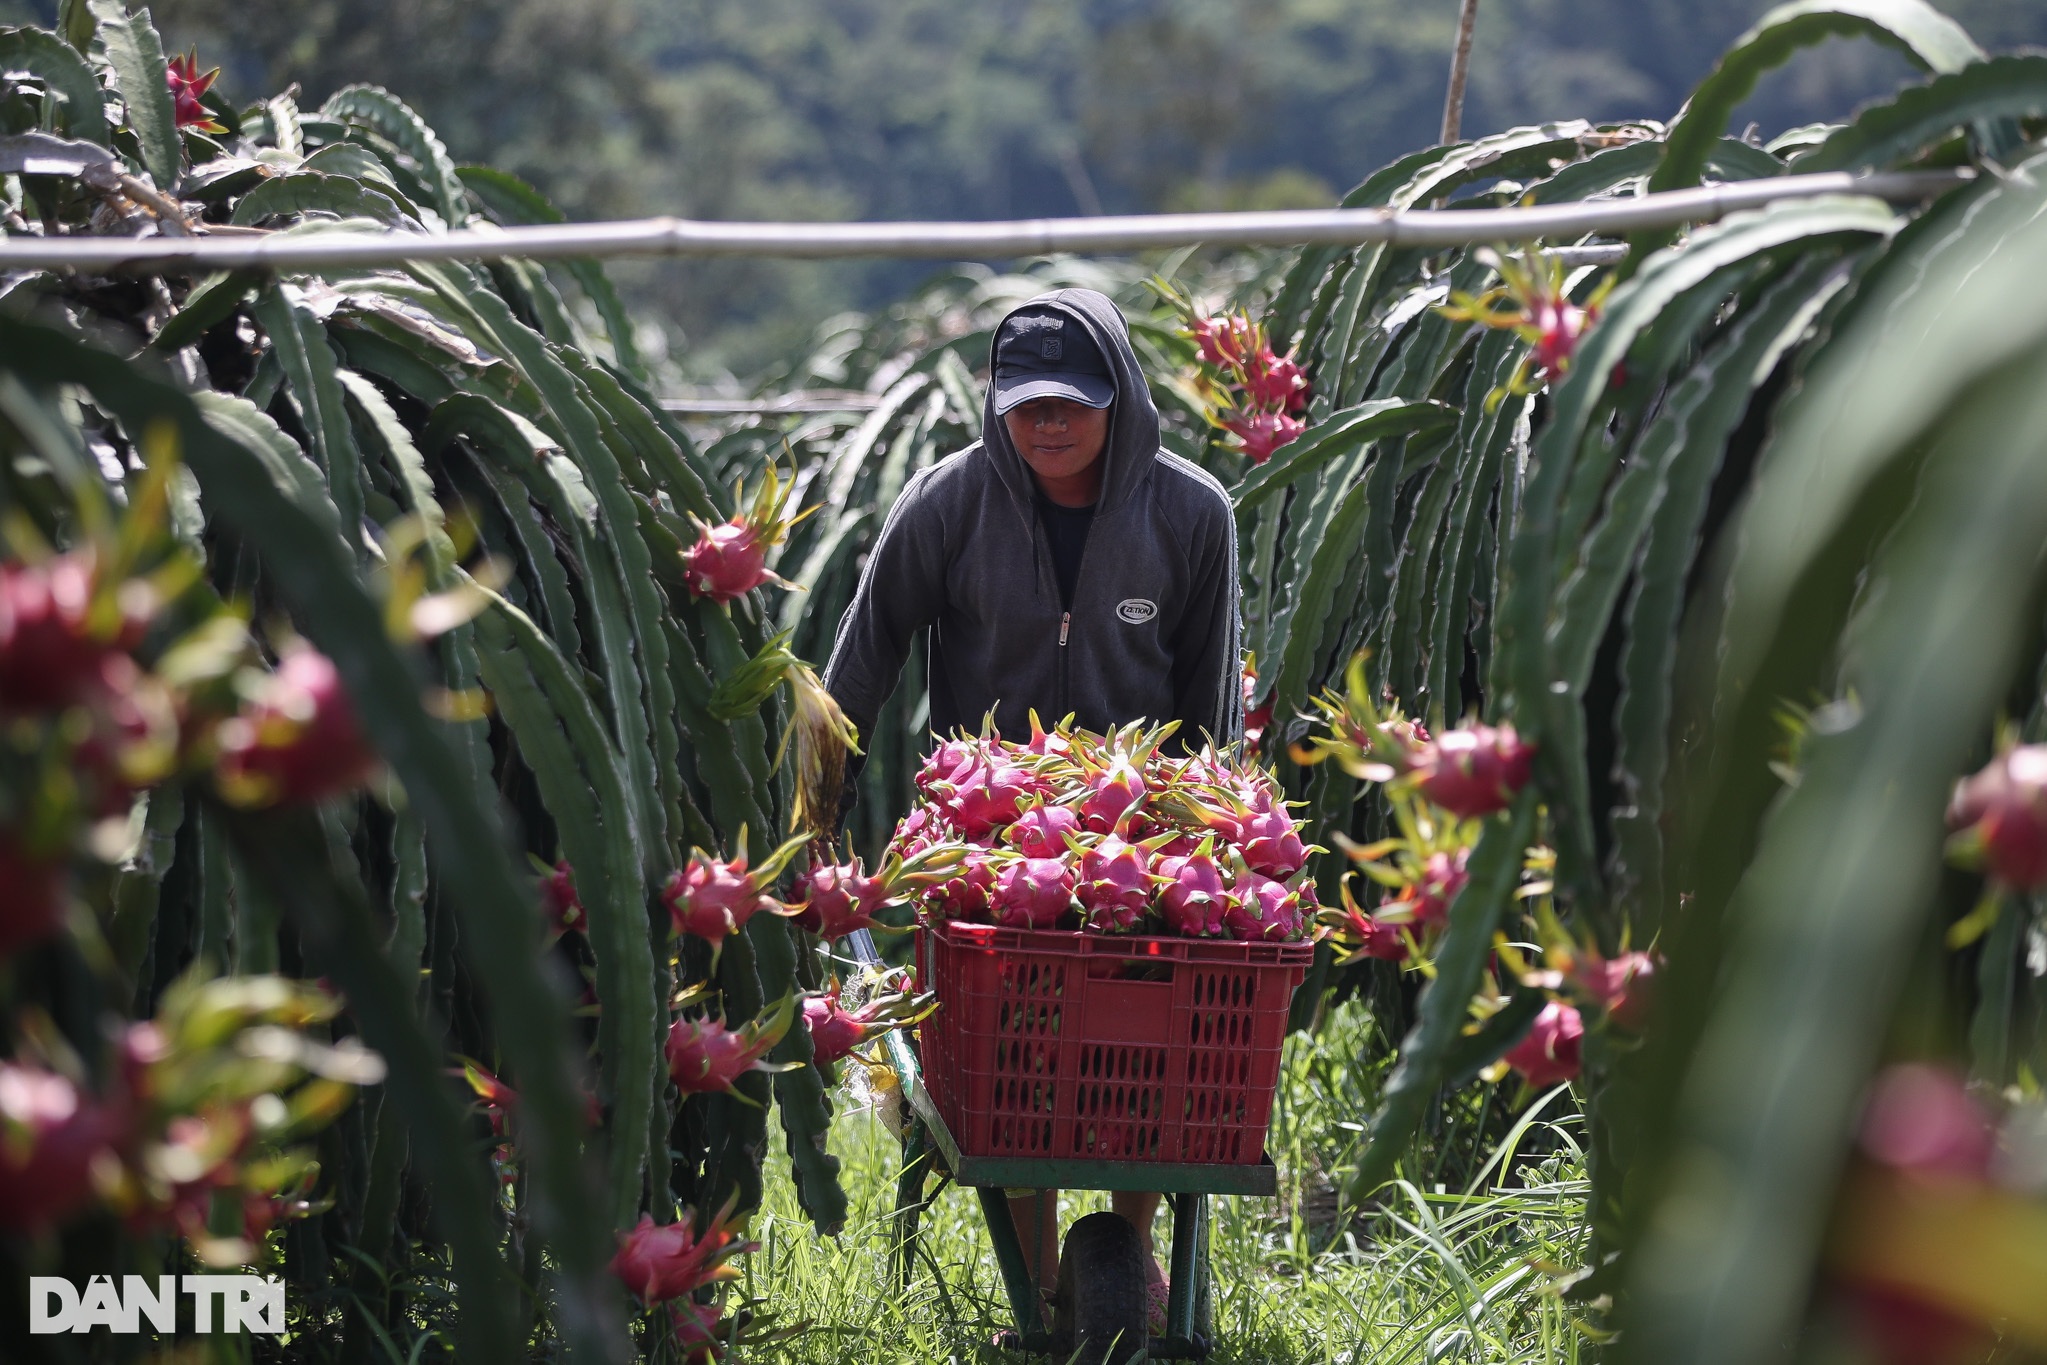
[889,716,1318,941]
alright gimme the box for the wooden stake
[1442,0,1482,146]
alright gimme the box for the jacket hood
[980,288,1160,517]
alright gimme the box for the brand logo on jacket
[1116,598,1157,624]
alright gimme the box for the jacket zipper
[1041,490,1100,717]
[1057,610,1071,713]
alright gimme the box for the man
[823,286,1242,1312]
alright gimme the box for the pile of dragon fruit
[884,718,1318,941]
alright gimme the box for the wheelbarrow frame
[851,929,1277,1359]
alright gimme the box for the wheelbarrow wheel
[1052,1212,1150,1365]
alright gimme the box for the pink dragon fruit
[1222,872,1303,942]
[1077,834,1151,931]
[610,1206,753,1307]
[682,465,805,603]
[916,737,980,799]
[801,981,935,1067]
[1411,723,1534,819]
[1080,754,1146,833]
[1188,313,1257,369]
[890,805,943,861]
[214,643,379,807]
[1947,744,2047,888]
[684,520,770,603]
[1238,806,1309,879]
[0,1061,120,1233]
[662,837,805,955]
[1242,349,1310,414]
[664,1001,792,1097]
[1026,711,1074,758]
[540,860,584,938]
[1156,849,1226,937]
[1007,803,1081,860]
[941,759,1037,839]
[791,860,891,940]
[1383,847,1470,930]
[0,551,147,714]
[1566,948,1657,1031]
[802,996,870,1067]
[1857,1064,1995,1178]
[1352,913,1410,961]
[926,847,999,920]
[1502,1002,1583,1088]
[670,1300,728,1364]
[1223,409,1305,465]
[1529,295,1597,380]
[990,857,1075,929]
[165,52,227,134]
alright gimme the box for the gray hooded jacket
[822,288,1243,752]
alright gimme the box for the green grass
[735,1000,1591,1364]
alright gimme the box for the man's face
[1003,397,1110,486]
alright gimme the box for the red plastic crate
[915,921,1313,1167]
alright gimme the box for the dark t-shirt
[1034,491,1095,610]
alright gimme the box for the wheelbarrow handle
[846,926,884,968]
[847,927,931,1107]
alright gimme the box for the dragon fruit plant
[885,713,1319,940]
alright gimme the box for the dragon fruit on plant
[1946,744,2047,888]
[664,996,795,1097]
[1501,1001,1583,1088]
[1385,848,1470,930]
[801,976,937,1067]
[683,463,809,604]
[1410,722,1535,819]
[0,551,150,715]
[538,859,585,938]
[662,833,807,958]
[790,860,891,940]
[213,643,379,808]
[610,1203,755,1308]
[792,843,962,939]
[1221,409,1306,466]
[0,1061,121,1233]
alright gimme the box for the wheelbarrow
[848,923,1310,1360]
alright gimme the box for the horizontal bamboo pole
[0,170,1968,274]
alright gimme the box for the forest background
[15,0,2045,376]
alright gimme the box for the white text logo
[30,1275,285,1334]
[1116,598,1157,624]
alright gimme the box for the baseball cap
[991,308,1116,415]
